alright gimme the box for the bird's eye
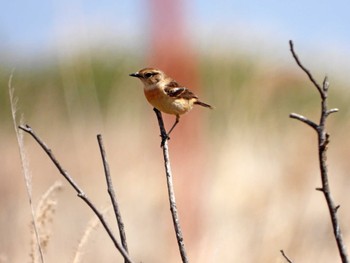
[144,72,153,78]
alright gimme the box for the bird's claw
[160,133,170,147]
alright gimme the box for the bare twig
[153,108,189,263]
[289,40,323,98]
[326,108,339,117]
[289,113,318,130]
[18,125,135,263]
[280,250,293,263]
[9,74,45,263]
[97,134,129,259]
[289,40,349,263]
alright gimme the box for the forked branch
[18,125,135,263]
[288,40,348,263]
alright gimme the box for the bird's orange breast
[144,88,163,102]
[143,87,191,115]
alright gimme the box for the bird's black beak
[129,72,140,78]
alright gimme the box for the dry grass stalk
[72,206,112,263]
[8,73,45,263]
[30,181,63,263]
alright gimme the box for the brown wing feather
[164,81,198,100]
[166,80,181,88]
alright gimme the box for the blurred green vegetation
[200,53,350,132]
[1,49,349,131]
[1,50,140,121]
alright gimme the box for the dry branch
[97,134,129,259]
[154,108,189,263]
[18,125,135,263]
[289,40,348,263]
[280,250,293,263]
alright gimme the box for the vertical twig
[289,40,348,263]
[18,125,135,263]
[8,74,45,263]
[97,134,129,259]
[153,108,189,263]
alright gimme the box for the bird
[129,67,213,140]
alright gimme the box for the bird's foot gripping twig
[160,115,180,147]
[154,110,169,147]
[160,133,170,147]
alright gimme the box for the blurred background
[1,0,350,262]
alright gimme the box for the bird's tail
[194,100,213,109]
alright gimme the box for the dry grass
[72,206,112,263]
[9,74,44,263]
[30,182,62,263]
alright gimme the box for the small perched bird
[130,67,213,138]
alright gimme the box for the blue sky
[1,0,350,67]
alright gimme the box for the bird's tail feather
[194,100,213,109]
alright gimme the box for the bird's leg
[166,115,180,138]
[160,115,180,147]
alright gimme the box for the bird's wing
[164,81,198,100]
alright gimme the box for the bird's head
[129,68,165,86]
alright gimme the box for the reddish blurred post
[148,0,207,260]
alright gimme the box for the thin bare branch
[280,250,293,263]
[97,134,129,259]
[289,40,348,263]
[19,125,135,263]
[289,40,324,98]
[289,113,318,130]
[326,108,339,117]
[153,108,189,263]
